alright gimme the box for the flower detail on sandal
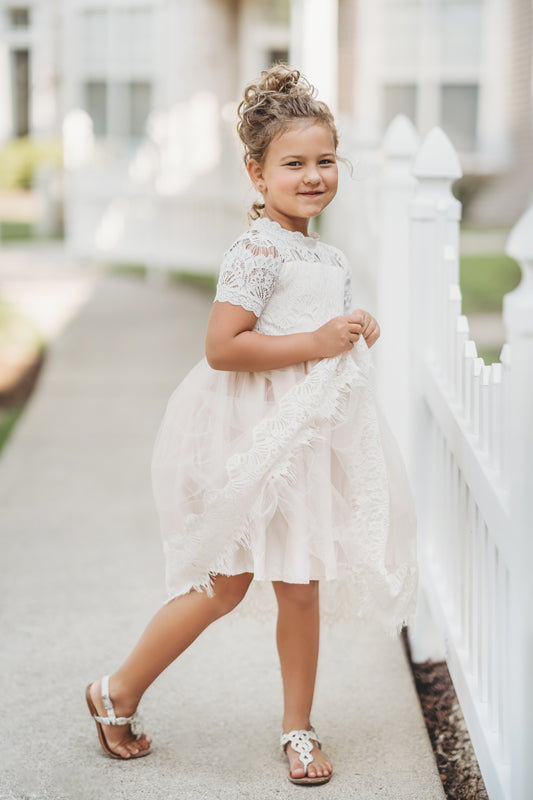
[280,728,331,785]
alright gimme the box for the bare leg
[272,581,333,780]
[89,572,253,758]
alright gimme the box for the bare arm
[205,302,375,372]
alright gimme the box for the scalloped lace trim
[254,216,320,245]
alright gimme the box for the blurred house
[0,0,530,246]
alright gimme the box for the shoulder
[223,222,281,266]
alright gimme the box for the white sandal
[85,675,150,759]
[280,727,331,785]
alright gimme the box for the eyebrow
[280,152,336,160]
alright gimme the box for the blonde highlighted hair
[237,64,339,220]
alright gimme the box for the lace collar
[252,216,320,248]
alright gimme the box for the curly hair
[237,65,339,220]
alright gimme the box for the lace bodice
[214,218,353,335]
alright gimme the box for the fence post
[375,114,419,463]
[502,203,533,800]
[62,110,95,255]
[407,127,462,662]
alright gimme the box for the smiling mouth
[299,191,323,196]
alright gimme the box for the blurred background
[0,0,531,443]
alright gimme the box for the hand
[313,313,365,358]
[354,309,380,348]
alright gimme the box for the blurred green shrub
[0,137,62,191]
[460,253,521,313]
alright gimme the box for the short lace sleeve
[214,231,281,317]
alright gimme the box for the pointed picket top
[413,127,462,180]
[383,114,420,158]
[505,203,533,262]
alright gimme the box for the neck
[263,209,310,237]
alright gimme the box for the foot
[89,678,152,759]
[283,728,333,782]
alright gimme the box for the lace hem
[214,289,263,317]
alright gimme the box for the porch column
[290,0,339,110]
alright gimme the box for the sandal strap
[280,728,321,770]
[100,675,116,722]
[92,675,143,737]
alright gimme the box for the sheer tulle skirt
[151,347,418,636]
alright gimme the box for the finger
[366,327,380,346]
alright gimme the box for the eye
[319,158,335,165]
[286,161,302,167]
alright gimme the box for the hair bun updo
[237,64,339,220]
[246,64,314,99]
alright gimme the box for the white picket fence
[324,115,533,800]
[62,108,249,270]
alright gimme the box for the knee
[209,573,253,618]
[275,581,319,610]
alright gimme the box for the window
[129,82,151,138]
[441,84,478,151]
[383,84,417,127]
[440,1,481,69]
[85,82,107,138]
[85,81,151,139]
[13,49,30,136]
[80,7,154,140]
[268,49,289,68]
[8,7,30,29]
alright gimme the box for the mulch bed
[0,351,45,408]
[404,636,489,800]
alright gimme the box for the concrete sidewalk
[0,254,445,800]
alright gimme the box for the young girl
[86,65,418,787]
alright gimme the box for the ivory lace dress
[151,217,418,635]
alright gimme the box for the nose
[303,167,321,185]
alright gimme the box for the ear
[247,159,265,191]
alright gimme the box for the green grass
[459,253,521,314]
[106,263,218,295]
[0,298,43,353]
[0,136,62,191]
[477,347,502,365]
[0,299,44,454]
[0,220,33,241]
[169,270,217,295]
[0,220,64,242]
[0,407,22,452]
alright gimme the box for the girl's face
[247,120,338,235]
